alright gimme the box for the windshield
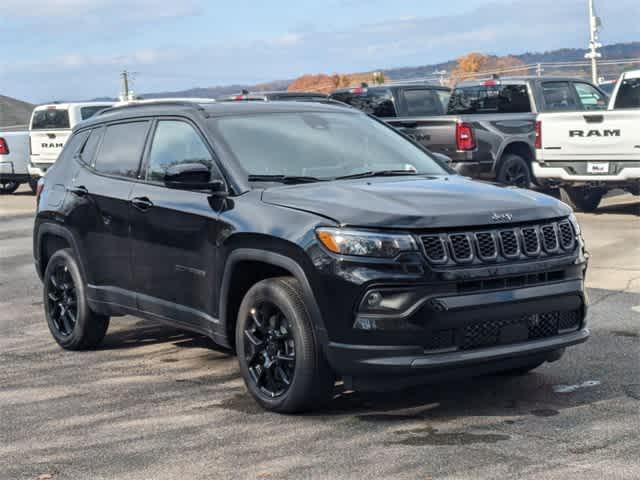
[31,109,70,130]
[210,112,447,180]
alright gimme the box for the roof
[219,91,328,101]
[331,83,449,93]
[33,101,114,110]
[456,76,590,86]
[80,100,360,128]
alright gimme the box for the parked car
[331,77,608,189]
[34,100,589,413]
[218,90,329,102]
[0,130,32,194]
[535,69,640,211]
[29,102,113,180]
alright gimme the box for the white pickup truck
[534,70,640,211]
[28,102,113,179]
[0,130,32,194]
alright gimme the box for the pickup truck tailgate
[538,111,640,161]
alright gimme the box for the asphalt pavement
[1,185,639,480]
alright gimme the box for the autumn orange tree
[451,53,526,83]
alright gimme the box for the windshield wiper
[247,174,323,184]
[333,170,420,180]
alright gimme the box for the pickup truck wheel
[43,249,110,350]
[236,277,334,413]
[28,177,39,194]
[559,187,604,212]
[496,154,532,189]
[0,180,20,194]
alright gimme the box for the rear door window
[574,82,607,110]
[614,78,640,109]
[94,122,149,178]
[401,89,448,116]
[541,82,578,111]
[447,84,531,114]
[31,109,70,130]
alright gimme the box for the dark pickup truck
[331,77,609,188]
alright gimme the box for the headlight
[568,213,582,236]
[316,228,417,258]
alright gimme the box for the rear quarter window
[614,78,640,109]
[330,89,396,117]
[447,84,531,114]
[31,109,70,130]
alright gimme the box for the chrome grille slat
[419,219,576,266]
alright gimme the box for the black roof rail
[97,100,211,116]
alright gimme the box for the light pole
[584,0,602,84]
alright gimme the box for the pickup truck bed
[0,131,32,194]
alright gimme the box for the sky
[1,0,638,103]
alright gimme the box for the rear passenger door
[129,118,223,333]
[71,121,150,305]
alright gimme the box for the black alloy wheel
[497,154,532,189]
[47,264,78,337]
[243,302,296,398]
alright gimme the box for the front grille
[419,219,576,266]
[558,221,575,250]
[423,309,582,352]
[449,234,473,262]
[422,236,447,263]
[540,224,559,252]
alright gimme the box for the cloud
[2,0,638,102]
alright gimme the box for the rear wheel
[43,249,110,350]
[28,177,39,194]
[0,180,20,194]
[236,277,334,413]
[559,186,605,212]
[496,154,532,189]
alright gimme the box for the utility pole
[433,69,448,86]
[584,0,602,84]
[536,63,544,78]
[120,70,131,101]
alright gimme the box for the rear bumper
[0,162,30,183]
[533,163,640,183]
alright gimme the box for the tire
[496,154,532,189]
[43,248,110,350]
[0,180,20,194]
[236,276,334,413]
[28,177,39,194]
[559,186,604,212]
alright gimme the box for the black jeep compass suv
[34,101,589,413]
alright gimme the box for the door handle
[67,185,88,196]
[131,196,154,211]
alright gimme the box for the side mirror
[164,162,227,195]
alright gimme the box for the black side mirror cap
[164,162,228,195]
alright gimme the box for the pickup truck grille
[420,219,575,266]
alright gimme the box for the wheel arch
[35,222,87,283]
[496,141,535,172]
[218,248,328,351]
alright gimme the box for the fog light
[366,291,383,307]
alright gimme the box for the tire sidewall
[236,279,318,412]
[0,181,20,194]
[43,249,92,349]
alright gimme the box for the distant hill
[86,41,640,100]
[0,95,34,129]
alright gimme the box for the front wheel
[43,249,110,350]
[560,186,605,212]
[0,180,20,194]
[236,277,334,413]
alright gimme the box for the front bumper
[324,279,588,385]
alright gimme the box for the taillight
[232,95,245,101]
[351,87,365,95]
[456,123,476,151]
[534,121,542,149]
[0,137,9,155]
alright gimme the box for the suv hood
[261,176,570,229]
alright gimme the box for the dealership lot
[1,187,639,480]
